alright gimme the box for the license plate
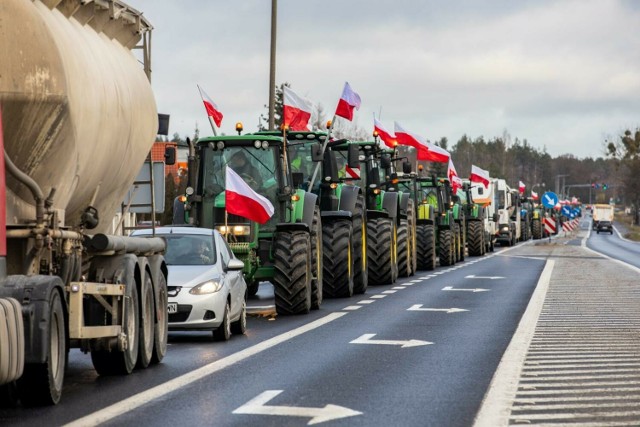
[167,303,178,314]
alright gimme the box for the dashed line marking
[382,290,397,294]
[392,286,406,290]
[371,295,387,299]
[342,306,362,311]
[358,300,375,304]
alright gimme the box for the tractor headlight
[190,280,222,295]
[500,225,510,233]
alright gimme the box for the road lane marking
[64,312,348,427]
[473,259,554,427]
[382,290,397,294]
[350,333,432,348]
[370,295,387,299]
[342,306,362,311]
[358,300,375,304]
[407,305,468,314]
[392,286,406,290]
[442,286,489,293]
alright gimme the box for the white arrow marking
[544,194,554,204]
[442,286,489,293]
[350,333,432,348]
[465,275,505,280]
[407,304,469,313]
[233,390,362,425]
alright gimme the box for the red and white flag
[198,85,223,127]
[225,166,275,225]
[448,159,462,194]
[519,180,526,194]
[470,165,490,188]
[283,86,313,131]
[531,190,539,200]
[394,122,450,163]
[335,82,361,121]
[373,117,396,148]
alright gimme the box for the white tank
[0,0,158,233]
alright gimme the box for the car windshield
[162,234,216,266]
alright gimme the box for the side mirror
[492,213,499,222]
[402,161,412,174]
[311,143,323,162]
[164,146,176,166]
[477,186,484,195]
[370,167,381,186]
[380,154,391,169]
[292,172,304,188]
[347,144,360,168]
[227,258,244,271]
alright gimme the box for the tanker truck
[0,0,170,406]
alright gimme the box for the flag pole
[198,84,218,136]
[308,114,336,190]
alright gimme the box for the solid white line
[64,312,348,427]
[343,306,362,311]
[473,259,555,427]
[581,238,640,275]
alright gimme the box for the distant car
[131,226,247,341]
[596,221,613,235]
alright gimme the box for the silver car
[132,226,247,341]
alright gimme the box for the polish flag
[283,86,313,131]
[394,122,449,162]
[335,82,361,121]
[469,165,490,188]
[225,166,275,224]
[198,85,223,127]
[448,159,462,194]
[531,190,539,200]
[519,180,526,194]
[373,117,396,148]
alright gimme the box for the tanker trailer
[0,0,169,405]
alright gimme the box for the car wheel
[230,300,247,335]
[213,302,231,341]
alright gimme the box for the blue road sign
[542,191,558,209]
[561,205,572,217]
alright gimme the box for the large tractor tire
[453,224,461,263]
[532,219,542,239]
[322,219,354,298]
[397,220,411,278]
[438,229,455,266]
[273,230,312,315]
[91,260,140,376]
[18,290,66,405]
[467,221,484,256]
[310,206,323,309]
[458,222,466,261]
[352,194,368,294]
[151,270,168,365]
[416,224,436,270]
[367,217,396,285]
[407,199,417,276]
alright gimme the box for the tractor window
[204,146,278,197]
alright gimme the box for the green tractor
[255,130,367,298]
[531,202,545,239]
[520,198,534,241]
[415,173,458,267]
[450,187,466,263]
[175,134,322,315]
[458,180,487,257]
[333,141,400,285]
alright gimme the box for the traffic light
[603,183,608,190]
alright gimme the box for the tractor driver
[228,150,263,189]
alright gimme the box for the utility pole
[268,0,277,130]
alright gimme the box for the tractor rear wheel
[310,206,323,309]
[322,219,354,298]
[367,217,395,285]
[273,231,312,315]
[467,221,483,256]
[397,220,410,277]
[439,229,454,266]
[416,224,436,270]
[352,195,368,294]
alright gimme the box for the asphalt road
[586,220,640,268]
[1,246,546,427]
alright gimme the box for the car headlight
[500,226,510,233]
[189,280,223,295]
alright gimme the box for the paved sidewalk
[476,230,640,426]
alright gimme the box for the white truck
[494,179,521,246]
[592,204,614,230]
[0,0,171,406]
[470,179,498,252]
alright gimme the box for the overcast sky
[131,0,640,159]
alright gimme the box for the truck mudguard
[382,192,399,221]
[302,192,318,229]
[320,211,352,222]
[0,275,65,364]
[399,193,410,217]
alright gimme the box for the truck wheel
[230,300,247,335]
[416,224,436,270]
[310,206,323,309]
[151,271,168,365]
[91,271,139,376]
[18,290,66,406]
[213,302,231,341]
[407,199,417,276]
[136,271,155,369]
[439,229,454,266]
[467,221,483,256]
[532,220,542,239]
[397,220,410,277]
[0,298,24,389]
[459,222,466,261]
[273,231,312,315]
[247,281,260,297]
[322,219,354,298]
[367,217,395,285]
[352,194,368,294]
